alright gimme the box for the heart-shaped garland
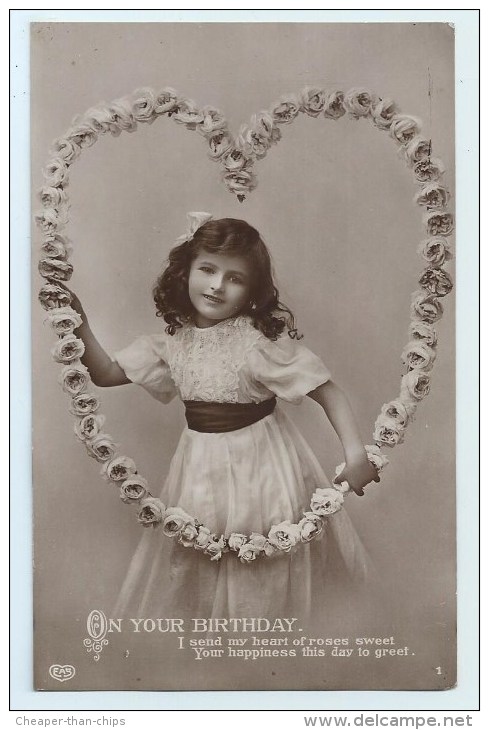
[37,86,454,563]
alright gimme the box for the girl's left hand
[334,452,380,497]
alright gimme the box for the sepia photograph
[31,19,457,693]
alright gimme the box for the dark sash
[183,398,277,433]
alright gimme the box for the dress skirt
[113,407,374,622]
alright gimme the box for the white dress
[112,316,374,621]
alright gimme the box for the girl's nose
[210,274,224,291]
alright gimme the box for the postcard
[31,20,456,693]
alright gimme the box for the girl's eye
[200,266,214,274]
[229,276,244,284]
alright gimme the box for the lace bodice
[165,317,263,403]
[114,316,332,405]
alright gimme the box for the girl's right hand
[51,284,130,387]
[56,283,86,319]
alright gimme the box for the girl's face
[188,251,252,328]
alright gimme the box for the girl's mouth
[203,294,225,304]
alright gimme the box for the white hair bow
[175,211,213,245]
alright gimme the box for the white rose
[131,87,157,123]
[299,86,327,117]
[404,136,432,165]
[267,521,301,552]
[59,362,90,395]
[52,138,80,165]
[51,334,85,364]
[222,148,249,172]
[204,535,227,561]
[172,99,204,129]
[207,130,233,159]
[40,234,72,260]
[237,533,274,563]
[43,157,69,187]
[154,87,179,115]
[414,182,450,210]
[250,111,281,143]
[222,169,257,200]
[66,122,98,149]
[413,157,445,183]
[323,91,346,120]
[119,476,149,504]
[69,393,100,416]
[400,370,431,403]
[46,306,82,336]
[419,267,453,297]
[373,416,405,448]
[417,237,452,267]
[39,283,72,310]
[401,340,437,371]
[409,320,438,347]
[35,208,68,235]
[389,114,421,144]
[249,532,275,557]
[236,125,270,160]
[424,211,455,237]
[178,521,199,547]
[343,88,375,118]
[380,399,410,428]
[238,541,262,564]
[371,99,399,130]
[107,98,137,135]
[298,512,324,542]
[137,497,165,528]
[228,533,248,552]
[270,95,300,124]
[410,290,444,324]
[74,413,106,441]
[39,186,69,209]
[38,257,73,282]
[251,112,282,145]
[103,456,137,482]
[198,106,227,136]
[162,507,194,537]
[82,105,115,134]
[193,526,213,551]
[85,434,118,462]
[310,487,344,516]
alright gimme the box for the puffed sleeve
[247,335,332,405]
[113,334,177,404]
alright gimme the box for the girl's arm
[307,380,380,496]
[64,287,131,387]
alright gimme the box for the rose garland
[37,85,454,563]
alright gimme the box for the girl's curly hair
[153,218,298,341]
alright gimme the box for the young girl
[69,214,379,622]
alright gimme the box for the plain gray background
[31,22,455,691]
